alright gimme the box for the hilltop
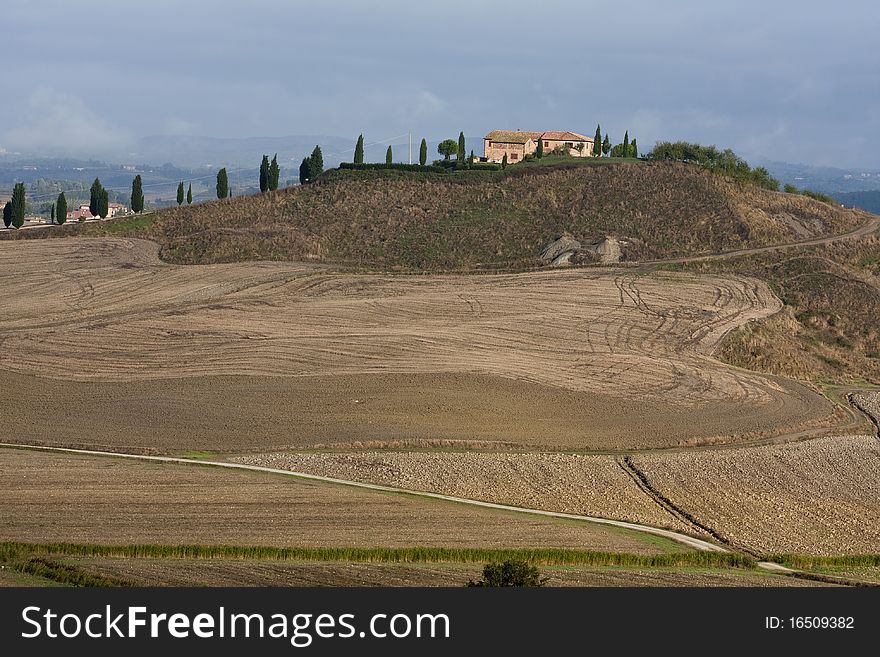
[3,159,867,270]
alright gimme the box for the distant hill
[4,159,867,270]
[837,190,880,214]
[758,159,880,195]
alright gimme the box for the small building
[483,130,594,163]
[65,202,127,222]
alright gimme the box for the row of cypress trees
[352,132,467,167]
[591,125,638,158]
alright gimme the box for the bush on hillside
[466,560,548,587]
[647,141,779,191]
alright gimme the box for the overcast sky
[2,0,878,167]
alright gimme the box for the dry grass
[631,435,880,555]
[1,162,863,269]
[0,448,675,553]
[0,239,834,451]
[63,558,821,588]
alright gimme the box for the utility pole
[408,131,412,165]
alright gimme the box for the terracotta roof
[484,130,537,144]
[540,131,593,142]
[484,130,593,143]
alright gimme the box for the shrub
[647,141,779,190]
[466,560,548,587]
[339,162,447,173]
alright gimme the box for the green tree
[269,154,280,191]
[784,183,798,194]
[354,134,364,164]
[56,192,67,225]
[216,168,229,199]
[385,145,393,164]
[177,182,185,205]
[2,202,11,228]
[466,560,547,587]
[97,187,109,218]
[501,153,508,169]
[419,138,427,166]
[457,132,466,162]
[536,137,544,159]
[469,150,475,166]
[309,146,324,178]
[593,125,602,157]
[50,204,55,224]
[299,157,311,184]
[89,178,104,216]
[259,154,270,192]
[130,175,144,213]
[11,183,26,227]
[602,135,611,156]
[622,131,629,158]
[187,183,193,204]
[631,139,638,158]
[437,139,458,160]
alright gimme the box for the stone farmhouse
[483,130,594,163]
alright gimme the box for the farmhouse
[66,202,127,222]
[483,130,594,163]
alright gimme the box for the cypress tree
[386,145,393,164]
[536,137,543,159]
[299,157,311,184]
[469,150,475,166]
[177,182,185,205]
[501,153,508,169]
[259,155,270,192]
[97,188,109,218]
[310,146,324,178]
[2,202,11,228]
[622,131,629,159]
[56,191,67,225]
[130,175,144,213]
[419,138,427,166]
[602,135,610,156]
[11,183,26,227]
[631,139,638,158]
[50,204,55,224]
[594,125,602,157]
[457,132,466,162]
[187,183,193,204]
[89,178,104,216]
[268,154,280,191]
[216,168,229,199]
[354,135,364,165]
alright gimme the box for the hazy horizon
[2,0,878,168]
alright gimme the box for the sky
[2,0,878,168]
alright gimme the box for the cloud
[2,88,132,156]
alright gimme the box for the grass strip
[769,554,880,569]
[0,542,755,569]
[11,557,135,587]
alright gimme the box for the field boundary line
[0,442,726,553]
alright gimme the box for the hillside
[3,160,867,270]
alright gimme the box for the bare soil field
[0,239,834,450]
[65,558,824,587]
[0,448,673,553]
[242,438,880,556]
[234,451,698,535]
[631,435,880,555]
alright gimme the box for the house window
[544,141,549,147]
[566,142,573,148]
[511,153,518,160]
